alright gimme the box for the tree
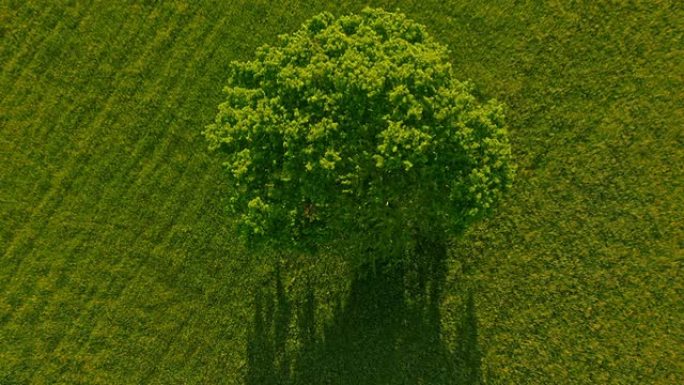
[204,8,515,264]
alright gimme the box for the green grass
[1,1,682,384]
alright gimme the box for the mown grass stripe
[0,1,52,65]
[0,5,145,192]
[69,22,214,241]
[136,167,244,381]
[53,36,238,384]
[73,25,226,258]
[122,12,288,375]
[0,1,63,86]
[27,3,165,166]
[0,3,171,228]
[4,6,214,380]
[1,2,155,144]
[29,6,161,142]
[120,15,234,175]
[87,8,216,193]
[28,223,156,383]
[0,2,148,239]
[0,5,180,287]
[0,156,92,289]
[99,6,242,280]
[50,8,215,245]
[56,154,218,382]
[0,1,87,107]
[0,231,87,340]
[0,0,190,284]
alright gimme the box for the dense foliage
[204,8,515,257]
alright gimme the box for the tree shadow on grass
[246,235,482,384]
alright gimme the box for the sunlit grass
[1,1,681,384]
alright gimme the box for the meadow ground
[1,1,682,384]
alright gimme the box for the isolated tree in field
[204,8,515,263]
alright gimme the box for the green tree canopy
[204,8,515,261]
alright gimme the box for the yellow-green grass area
[1,1,682,384]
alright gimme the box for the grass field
[1,1,683,384]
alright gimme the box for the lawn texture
[1,1,682,384]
